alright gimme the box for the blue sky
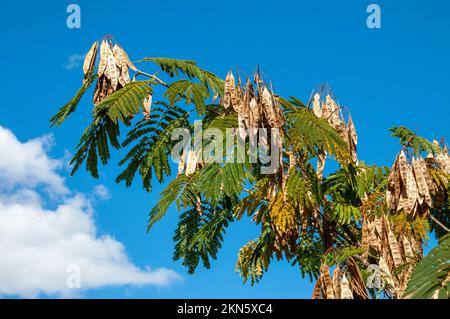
[0,0,449,298]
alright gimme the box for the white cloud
[0,125,181,298]
[92,184,111,201]
[0,127,68,196]
[63,54,85,70]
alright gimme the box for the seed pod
[340,275,353,299]
[388,229,403,267]
[404,166,418,215]
[177,156,185,176]
[249,98,260,130]
[398,150,408,186]
[120,46,138,71]
[368,222,379,250]
[312,93,322,118]
[401,235,414,259]
[312,280,322,299]
[347,115,357,146]
[228,73,239,111]
[98,39,109,77]
[185,150,198,176]
[374,217,383,239]
[325,95,334,124]
[330,98,341,125]
[222,72,232,109]
[320,264,334,299]
[332,265,342,299]
[412,157,432,207]
[379,255,394,287]
[83,41,98,76]
[143,93,152,120]
[261,86,278,128]
[316,150,326,179]
[106,45,119,90]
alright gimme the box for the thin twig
[429,213,450,233]
[134,70,168,87]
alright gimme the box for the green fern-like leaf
[93,80,153,124]
[405,233,450,299]
[197,163,247,206]
[116,101,188,191]
[50,72,97,127]
[70,116,120,178]
[148,173,199,231]
[390,126,441,156]
[141,57,223,95]
[164,80,210,115]
[173,204,233,273]
[286,108,350,162]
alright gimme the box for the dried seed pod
[229,73,239,112]
[347,115,358,163]
[249,97,260,130]
[404,166,418,215]
[398,150,408,186]
[316,151,326,179]
[319,264,334,299]
[412,157,432,207]
[379,255,395,287]
[222,72,232,109]
[143,94,152,120]
[347,115,357,145]
[368,222,379,250]
[332,265,342,299]
[98,39,109,77]
[401,235,414,259]
[374,217,383,239]
[312,93,322,118]
[387,229,403,267]
[83,41,98,76]
[312,280,322,299]
[420,159,436,195]
[120,46,138,71]
[325,95,334,124]
[106,45,119,90]
[361,222,370,260]
[340,275,353,299]
[330,98,341,125]
[261,86,278,128]
[177,150,185,176]
[185,150,198,176]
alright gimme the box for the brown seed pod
[83,41,98,77]
[312,93,322,118]
[388,229,403,267]
[340,274,353,299]
[319,264,334,299]
[332,265,342,299]
[98,39,109,77]
[143,93,152,120]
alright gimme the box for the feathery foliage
[141,57,224,95]
[116,101,188,191]
[50,72,97,127]
[390,126,441,156]
[93,80,153,124]
[51,38,450,299]
[173,204,233,273]
[405,234,450,299]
